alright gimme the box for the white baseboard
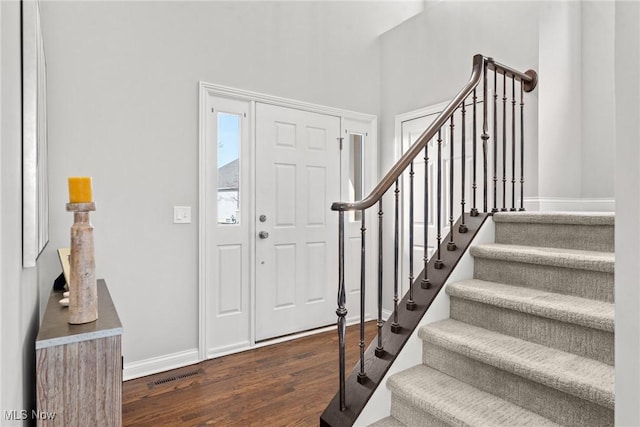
[124,316,379,381]
[524,197,615,212]
[123,348,200,381]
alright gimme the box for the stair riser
[495,222,614,252]
[474,258,614,302]
[422,344,614,427]
[450,297,614,364]
[390,396,449,427]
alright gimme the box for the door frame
[394,102,448,296]
[395,98,486,296]
[199,82,377,361]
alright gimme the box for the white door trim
[394,98,487,295]
[394,102,449,296]
[199,82,377,362]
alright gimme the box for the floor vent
[147,368,204,390]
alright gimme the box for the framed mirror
[22,0,49,267]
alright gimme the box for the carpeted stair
[370,212,614,427]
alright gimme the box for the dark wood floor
[123,322,377,426]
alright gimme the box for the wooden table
[36,279,122,426]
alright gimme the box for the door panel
[255,103,340,341]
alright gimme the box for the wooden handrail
[326,53,538,424]
[331,54,536,213]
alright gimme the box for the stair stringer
[354,218,496,426]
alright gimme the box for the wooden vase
[67,202,98,324]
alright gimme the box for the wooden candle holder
[66,202,98,324]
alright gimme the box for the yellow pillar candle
[68,177,93,203]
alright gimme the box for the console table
[36,279,122,426]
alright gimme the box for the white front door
[255,103,341,341]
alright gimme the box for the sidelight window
[217,112,241,224]
[348,133,364,221]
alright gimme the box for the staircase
[370,212,615,427]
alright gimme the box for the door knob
[259,231,269,239]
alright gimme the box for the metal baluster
[492,67,498,213]
[421,141,431,289]
[501,72,507,212]
[435,129,444,269]
[447,116,456,251]
[511,77,517,211]
[460,99,468,233]
[391,180,401,333]
[375,200,384,356]
[470,89,479,217]
[357,210,367,384]
[407,163,416,310]
[482,61,489,213]
[520,81,526,211]
[337,211,347,411]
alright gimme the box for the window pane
[217,113,241,225]
[349,134,364,222]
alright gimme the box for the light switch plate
[173,206,191,224]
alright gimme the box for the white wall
[538,1,582,201]
[8,1,630,420]
[538,1,616,206]
[380,1,617,215]
[37,1,422,370]
[380,0,540,190]
[615,1,640,424]
[582,1,615,200]
[0,1,41,423]
[378,0,539,308]
[1,0,4,414]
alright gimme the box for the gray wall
[37,1,421,367]
[1,1,41,423]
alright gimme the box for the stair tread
[387,365,561,427]
[447,279,614,332]
[493,211,614,226]
[368,416,405,427]
[470,243,614,272]
[418,319,614,409]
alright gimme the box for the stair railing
[329,54,538,415]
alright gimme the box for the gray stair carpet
[419,319,614,409]
[385,365,561,427]
[470,244,614,274]
[493,211,614,252]
[369,212,614,427]
[446,279,614,333]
